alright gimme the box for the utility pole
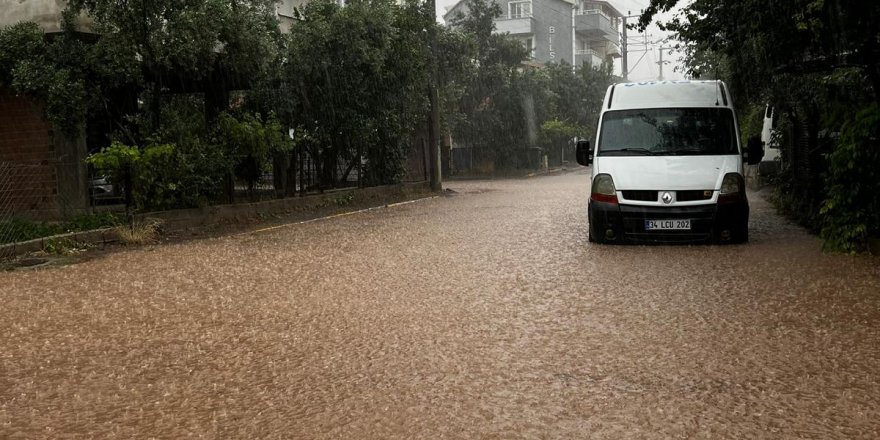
[427,0,442,191]
[621,14,628,81]
[656,46,672,81]
[620,11,641,82]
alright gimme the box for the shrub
[820,103,880,253]
[216,112,292,191]
[115,218,163,245]
[87,141,226,211]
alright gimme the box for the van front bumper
[588,199,749,244]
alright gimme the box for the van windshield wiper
[599,148,655,156]
[652,148,707,156]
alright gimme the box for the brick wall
[0,87,59,219]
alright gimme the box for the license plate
[645,219,691,230]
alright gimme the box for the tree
[443,0,615,170]
[280,0,431,187]
[540,118,586,165]
[67,0,283,131]
[0,17,91,137]
[447,0,531,166]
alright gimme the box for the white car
[89,176,120,202]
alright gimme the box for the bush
[87,142,206,211]
[0,219,62,245]
[217,112,292,191]
[820,103,880,253]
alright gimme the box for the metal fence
[0,161,55,255]
[0,162,18,254]
[1,137,430,255]
[228,144,428,203]
[0,158,111,255]
[449,146,546,175]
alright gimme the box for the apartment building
[444,0,622,68]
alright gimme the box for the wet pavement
[1,169,879,438]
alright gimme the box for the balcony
[494,14,536,36]
[575,9,619,45]
[575,49,605,68]
[605,41,621,57]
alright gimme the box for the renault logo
[661,192,673,204]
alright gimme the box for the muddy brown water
[1,170,878,438]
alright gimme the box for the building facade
[444,0,622,68]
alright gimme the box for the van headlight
[591,174,618,204]
[719,173,744,203]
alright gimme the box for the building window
[509,1,532,19]
[522,37,535,58]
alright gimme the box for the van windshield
[598,108,738,156]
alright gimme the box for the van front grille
[676,190,714,202]
[621,190,657,202]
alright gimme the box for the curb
[242,195,439,236]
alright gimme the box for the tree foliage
[820,104,880,252]
[67,0,283,131]
[0,18,91,137]
[269,0,436,187]
[218,112,291,190]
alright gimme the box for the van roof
[605,80,731,111]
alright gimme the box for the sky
[435,0,685,82]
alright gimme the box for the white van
[575,80,762,244]
[759,104,781,175]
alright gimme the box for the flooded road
[2,169,879,438]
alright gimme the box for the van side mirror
[576,140,593,166]
[744,135,764,165]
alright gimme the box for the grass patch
[115,218,164,245]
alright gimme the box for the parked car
[89,176,122,204]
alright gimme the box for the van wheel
[588,223,607,244]
[732,224,749,244]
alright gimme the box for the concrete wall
[0,0,92,33]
